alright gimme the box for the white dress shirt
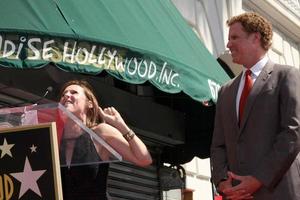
[236,56,269,119]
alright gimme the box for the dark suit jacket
[211,61,300,200]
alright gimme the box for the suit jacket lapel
[239,61,275,133]
[230,74,242,130]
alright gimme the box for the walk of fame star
[30,144,37,153]
[10,157,47,199]
[0,138,15,158]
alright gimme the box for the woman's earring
[88,101,93,108]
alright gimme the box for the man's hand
[223,171,262,200]
[218,176,233,195]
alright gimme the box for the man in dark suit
[211,12,300,199]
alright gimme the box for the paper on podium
[0,103,122,167]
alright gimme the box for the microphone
[33,86,53,105]
[42,86,53,99]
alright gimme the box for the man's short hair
[227,12,273,51]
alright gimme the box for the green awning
[0,0,229,103]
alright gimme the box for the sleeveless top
[60,133,109,200]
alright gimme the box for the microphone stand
[8,86,53,108]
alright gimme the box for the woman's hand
[98,106,129,134]
[95,107,152,166]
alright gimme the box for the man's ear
[254,32,261,42]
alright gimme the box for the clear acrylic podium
[0,103,122,167]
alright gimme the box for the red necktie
[239,70,253,123]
